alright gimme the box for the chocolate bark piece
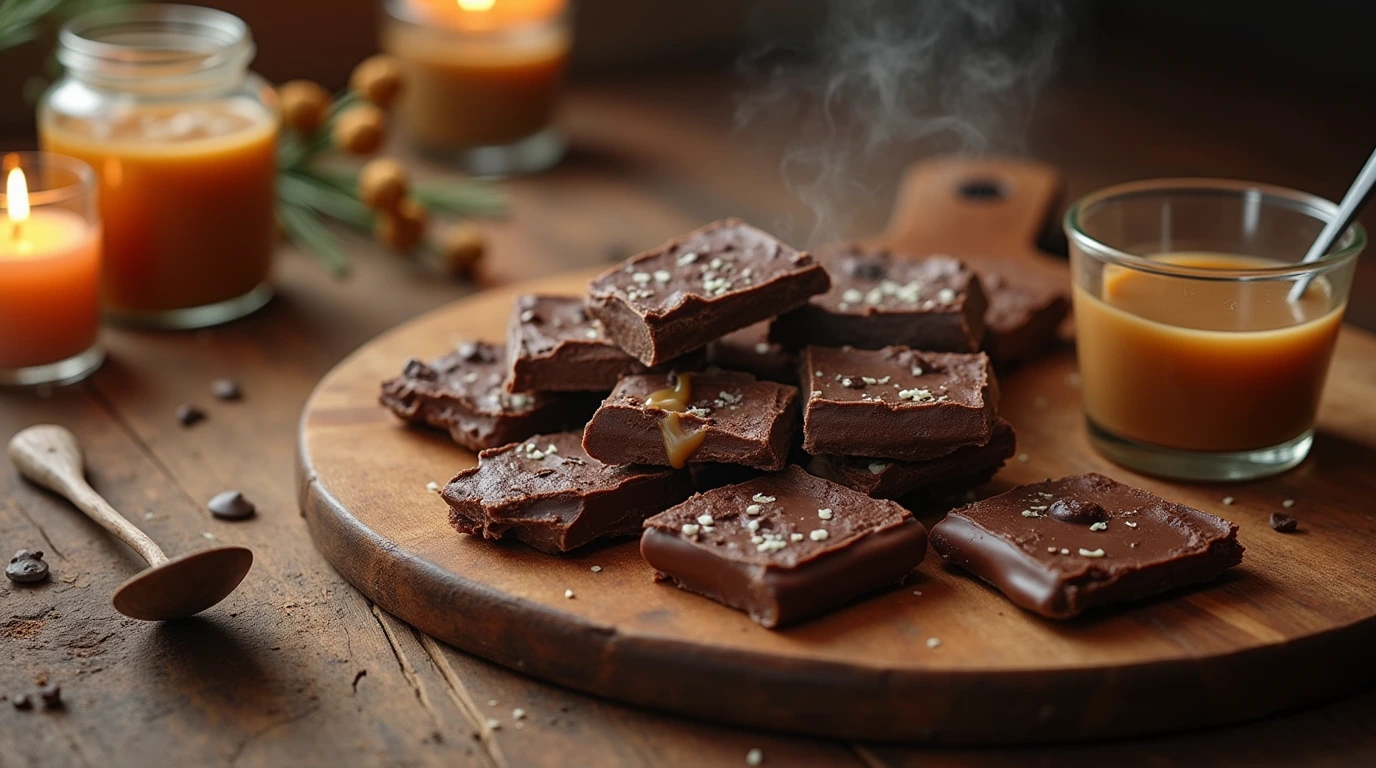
[443,432,693,554]
[380,341,591,452]
[586,218,830,366]
[929,473,1244,619]
[800,346,999,462]
[770,247,986,352]
[705,321,797,385]
[640,466,928,628]
[807,418,1016,500]
[582,370,798,471]
[504,294,704,392]
[978,270,1070,368]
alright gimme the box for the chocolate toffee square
[807,418,1016,500]
[641,466,928,628]
[586,218,830,366]
[380,341,591,451]
[442,432,692,554]
[930,473,1244,619]
[771,247,986,352]
[800,346,999,461]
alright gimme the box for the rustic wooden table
[4,59,1376,767]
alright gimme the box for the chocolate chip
[211,379,242,401]
[843,256,887,281]
[175,404,206,427]
[402,359,437,381]
[840,376,865,389]
[456,342,495,364]
[208,490,256,521]
[1049,498,1109,525]
[1269,512,1299,533]
[6,550,49,584]
[37,684,61,710]
[11,694,32,710]
[519,310,540,324]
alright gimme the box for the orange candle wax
[39,102,277,319]
[385,0,571,151]
[0,169,101,371]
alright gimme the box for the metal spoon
[7,424,252,621]
[1289,144,1376,301]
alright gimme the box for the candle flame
[458,0,496,11]
[6,167,28,225]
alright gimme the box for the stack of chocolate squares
[378,218,1074,628]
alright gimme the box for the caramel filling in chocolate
[646,373,706,469]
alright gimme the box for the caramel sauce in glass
[645,373,706,468]
[1075,253,1343,452]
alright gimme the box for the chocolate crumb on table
[582,370,798,471]
[704,321,797,385]
[504,294,702,392]
[807,418,1016,500]
[641,466,927,628]
[586,218,830,366]
[442,432,693,554]
[800,345,999,461]
[770,247,987,353]
[1269,512,1299,533]
[380,341,595,452]
[930,473,1244,619]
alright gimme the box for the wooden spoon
[7,424,252,621]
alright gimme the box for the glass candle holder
[382,0,571,175]
[39,4,279,329]
[1065,179,1364,481]
[0,152,103,387]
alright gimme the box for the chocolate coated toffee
[586,218,830,366]
[978,270,1070,368]
[641,467,927,628]
[800,346,999,461]
[930,473,1244,619]
[807,419,1016,500]
[443,432,693,554]
[381,341,595,451]
[771,248,987,352]
[582,370,798,470]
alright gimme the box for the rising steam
[736,0,1068,245]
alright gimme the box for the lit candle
[383,0,572,174]
[0,154,103,386]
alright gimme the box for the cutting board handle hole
[958,179,1006,201]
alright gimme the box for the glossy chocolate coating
[705,321,797,385]
[641,466,927,628]
[771,247,987,352]
[929,473,1244,619]
[380,342,595,451]
[582,370,798,471]
[505,295,702,392]
[442,432,693,554]
[586,219,830,366]
[800,346,999,461]
[807,419,1016,500]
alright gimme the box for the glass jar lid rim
[58,3,253,76]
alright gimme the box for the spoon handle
[8,425,169,568]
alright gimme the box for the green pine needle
[278,202,350,277]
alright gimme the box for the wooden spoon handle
[8,425,169,568]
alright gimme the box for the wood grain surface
[298,158,1376,743]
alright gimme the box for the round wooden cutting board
[298,159,1376,743]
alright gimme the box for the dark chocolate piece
[505,295,703,392]
[1269,512,1299,533]
[800,346,999,461]
[974,269,1070,368]
[807,419,1015,500]
[640,466,927,628]
[6,550,49,584]
[771,248,986,352]
[704,321,797,385]
[582,370,798,471]
[175,404,206,427]
[208,490,256,521]
[380,341,593,452]
[586,218,830,366]
[211,378,242,400]
[929,473,1244,619]
[442,432,692,554]
[37,684,61,710]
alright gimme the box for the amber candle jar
[40,4,279,329]
[382,0,571,175]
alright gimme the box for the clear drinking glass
[1064,179,1363,481]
